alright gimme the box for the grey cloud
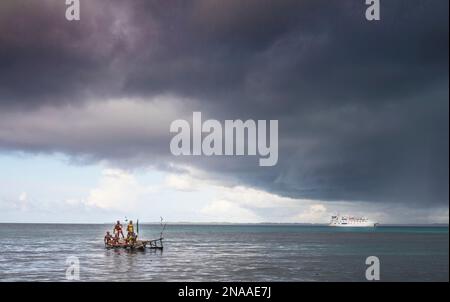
[0,0,448,208]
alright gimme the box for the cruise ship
[329,215,377,227]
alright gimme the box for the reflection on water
[0,224,448,281]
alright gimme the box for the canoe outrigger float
[105,237,164,250]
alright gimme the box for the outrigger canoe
[105,238,164,250]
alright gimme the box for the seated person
[126,232,136,245]
[104,231,113,245]
[112,233,122,246]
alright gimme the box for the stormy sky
[0,0,448,223]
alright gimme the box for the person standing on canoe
[114,220,124,238]
[127,220,134,236]
[126,220,136,245]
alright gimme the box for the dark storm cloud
[0,0,448,206]
[0,0,146,108]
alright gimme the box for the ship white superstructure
[329,215,377,227]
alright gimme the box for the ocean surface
[0,224,448,282]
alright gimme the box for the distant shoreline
[0,222,448,227]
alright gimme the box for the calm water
[0,224,447,282]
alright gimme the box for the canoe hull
[105,238,164,250]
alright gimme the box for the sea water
[0,224,447,281]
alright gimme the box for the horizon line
[0,221,448,226]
